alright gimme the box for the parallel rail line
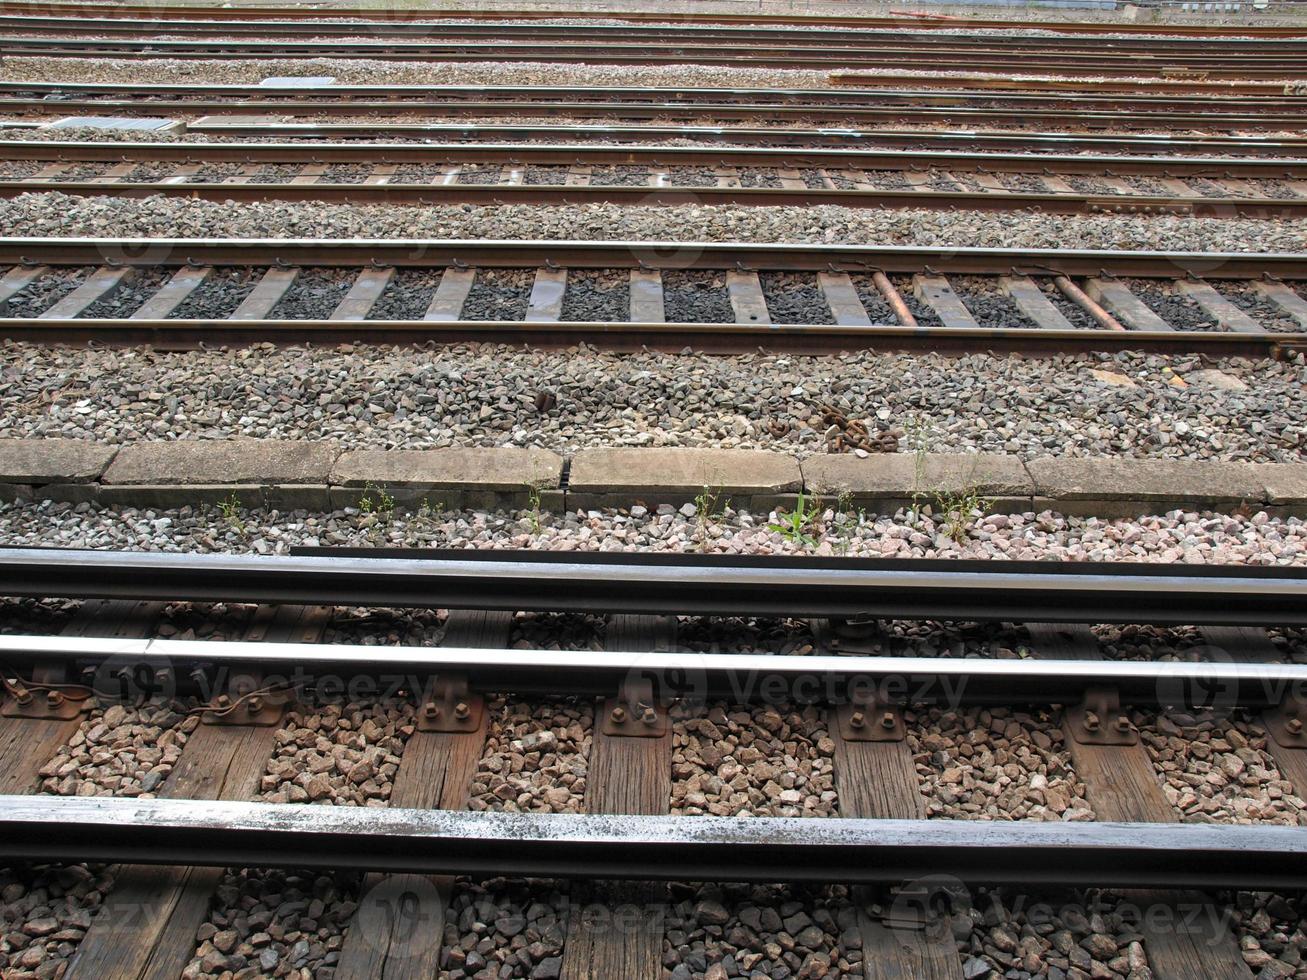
[9,80,1304,106]
[4,548,1307,624]
[6,139,1304,177]
[2,238,1300,277]
[2,549,1306,975]
[11,144,1307,217]
[161,120,1307,155]
[11,96,1303,132]
[10,175,1304,219]
[6,797,1306,889]
[5,36,1307,77]
[9,12,1307,49]
[1,239,1304,354]
[3,1,1305,36]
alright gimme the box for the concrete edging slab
[0,439,1302,519]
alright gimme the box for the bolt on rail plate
[417,674,483,734]
[1065,685,1137,746]
[1,679,84,720]
[836,691,905,742]
[201,669,287,727]
[600,678,668,738]
[1265,692,1307,750]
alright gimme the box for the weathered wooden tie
[820,619,960,979]
[65,604,329,980]
[559,614,677,980]
[1028,622,1250,979]
[425,267,476,322]
[818,271,873,326]
[1,599,161,795]
[332,609,513,980]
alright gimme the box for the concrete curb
[0,439,1304,518]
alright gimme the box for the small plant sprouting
[693,484,730,551]
[524,480,546,535]
[358,482,396,522]
[903,412,933,524]
[769,490,820,548]
[933,485,990,544]
[217,492,247,540]
[827,487,862,556]
[416,496,444,526]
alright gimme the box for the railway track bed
[6,32,1307,78]
[0,238,1303,354]
[6,142,1307,217]
[7,81,1304,132]
[3,6,1307,978]
[0,547,1306,978]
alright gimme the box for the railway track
[12,85,1306,132]
[0,547,1305,977]
[3,6,1307,979]
[7,141,1307,217]
[3,0,1305,36]
[113,119,1307,155]
[15,81,1307,128]
[5,34,1307,77]
[8,11,1307,48]
[0,238,1304,354]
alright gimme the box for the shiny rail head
[1,633,1305,710]
[1,795,1304,888]
[0,547,1305,624]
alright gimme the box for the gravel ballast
[2,345,1301,461]
[1138,710,1307,825]
[468,698,593,813]
[441,877,570,980]
[0,865,116,980]
[4,193,1305,252]
[912,706,1093,821]
[662,882,859,980]
[671,703,838,817]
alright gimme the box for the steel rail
[4,38,1306,77]
[2,796,1305,888]
[175,121,1307,156]
[2,319,1298,358]
[5,139,1304,179]
[2,2,1304,37]
[3,33,1305,64]
[7,34,1306,62]
[2,239,1303,279]
[11,180,1301,219]
[6,80,1301,104]
[11,76,1296,98]
[10,97,1298,130]
[0,548,1304,625]
[4,635,1305,707]
[9,13,1307,48]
